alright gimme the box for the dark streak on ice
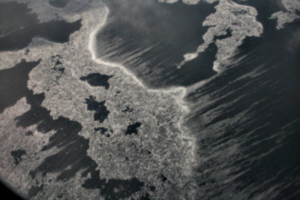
[80,73,113,89]
[85,96,110,123]
[28,185,44,198]
[122,106,133,113]
[53,66,65,74]
[10,149,26,165]
[0,2,81,52]
[51,55,65,77]
[160,174,168,182]
[25,131,33,136]
[125,122,142,135]
[94,127,108,134]
[94,127,110,137]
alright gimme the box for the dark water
[0,2,81,52]
[10,149,27,165]
[97,0,217,88]
[0,59,41,113]
[185,1,300,199]
[80,73,113,89]
[85,96,110,123]
[94,127,110,137]
[125,122,142,135]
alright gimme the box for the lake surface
[0,2,81,52]
[96,0,218,88]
